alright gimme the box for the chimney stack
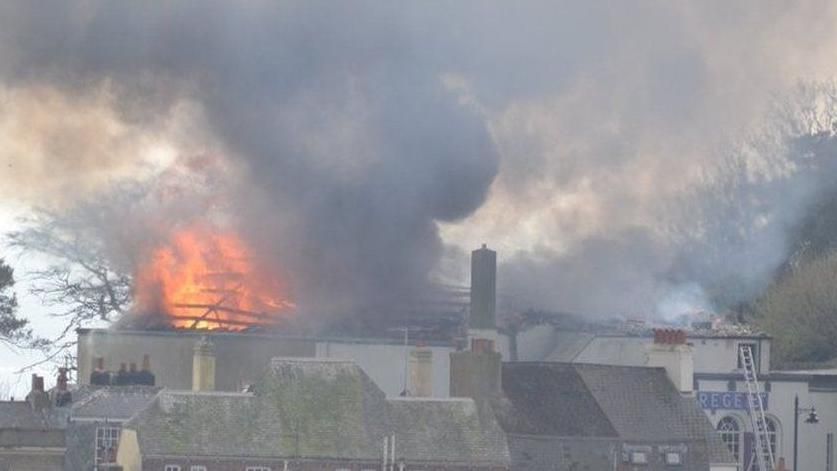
[469,244,497,341]
[192,336,216,391]
[646,329,694,394]
[137,354,156,386]
[54,367,72,407]
[450,337,502,401]
[408,348,433,397]
[90,357,110,386]
[26,374,50,411]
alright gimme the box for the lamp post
[793,394,819,471]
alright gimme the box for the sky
[4,1,837,393]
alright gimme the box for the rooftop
[125,357,510,466]
[495,362,735,466]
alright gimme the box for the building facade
[116,358,510,471]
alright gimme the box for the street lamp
[794,394,819,471]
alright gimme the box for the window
[94,426,121,470]
[190,466,207,471]
[665,452,682,465]
[164,466,181,471]
[717,416,741,461]
[245,467,271,471]
[765,417,778,459]
[630,452,648,464]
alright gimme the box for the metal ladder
[740,345,775,471]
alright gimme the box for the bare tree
[6,207,133,342]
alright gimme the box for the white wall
[519,328,772,375]
[698,377,836,471]
[315,341,454,397]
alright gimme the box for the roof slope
[130,391,284,458]
[0,401,68,448]
[498,362,735,465]
[70,386,161,420]
[575,364,706,441]
[259,358,389,460]
[126,358,509,466]
[574,364,733,462]
[0,401,68,430]
[389,398,509,465]
[496,363,617,437]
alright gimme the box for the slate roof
[126,358,510,467]
[389,397,509,466]
[494,363,617,437]
[0,401,69,448]
[0,401,69,430]
[70,386,161,421]
[498,362,735,465]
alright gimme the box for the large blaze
[134,225,294,330]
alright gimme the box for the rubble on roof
[507,309,768,337]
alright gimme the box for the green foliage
[0,258,39,348]
[754,250,837,366]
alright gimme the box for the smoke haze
[3,1,837,320]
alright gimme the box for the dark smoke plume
[3,1,837,323]
[0,1,499,319]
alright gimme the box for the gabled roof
[126,358,510,467]
[498,362,735,465]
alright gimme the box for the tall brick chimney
[469,244,497,342]
[192,336,216,391]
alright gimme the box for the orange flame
[134,225,294,330]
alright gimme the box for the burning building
[76,243,496,397]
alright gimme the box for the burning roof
[130,224,294,331]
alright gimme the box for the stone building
[116,357,510,471]
[0,375,67,471]
[495,362,736,471]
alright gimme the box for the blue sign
[697,391,769,411]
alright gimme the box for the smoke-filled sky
[3,1,837,323]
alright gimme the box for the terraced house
[115,358,511,471]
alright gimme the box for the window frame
[94,425,121,470]
[717,416,741,461]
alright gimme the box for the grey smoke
[3,1,837,321]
